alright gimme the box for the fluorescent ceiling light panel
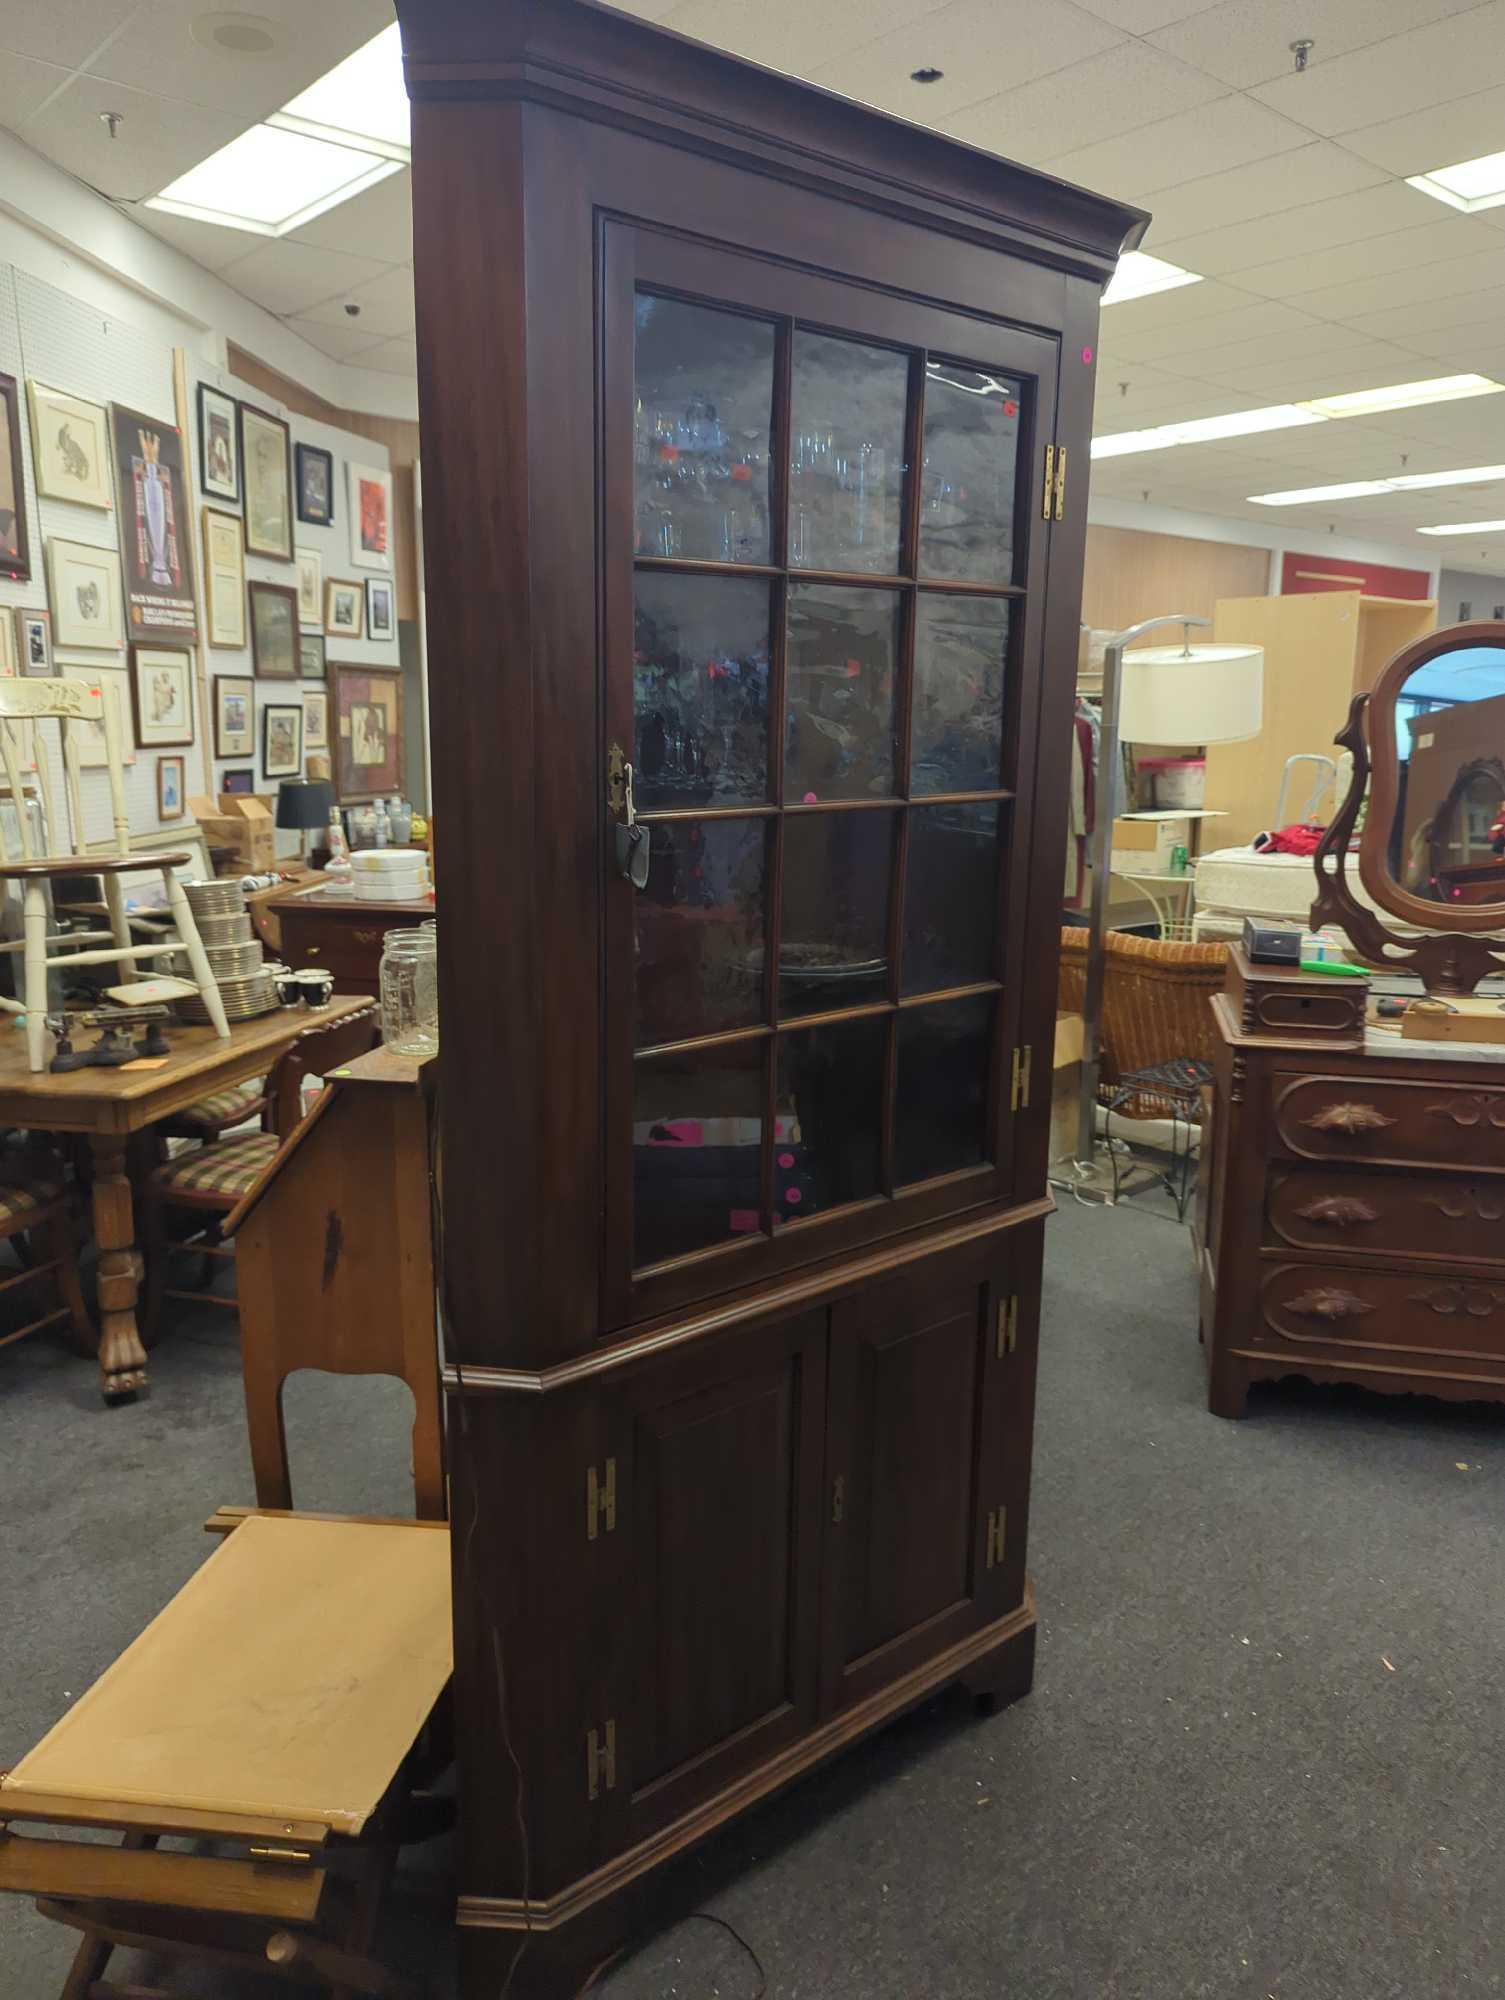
[148,124,401,236]
[274,23,409,158]
[1248,481,1395,506]
[1101,252,1203,307]
[1416,519,1505,536]
[1407,148,1505,214]
[1091,404,1322,459]
[1251,463,1505,505]
[1389,462,1505,490]
[1299,374,1504,418]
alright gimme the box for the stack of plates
[178,969,279,1024]
[350,850,431,902]
[196,911,255,948]
[204,939,265,980]
[178,880,279,1021]
[185,879,248,920]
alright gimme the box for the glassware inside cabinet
[633,571,772,809]
[788,331,908,576]
[918,364,1021,584]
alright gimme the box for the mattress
[1194,845,1390,925]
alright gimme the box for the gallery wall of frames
[0,258,403,855]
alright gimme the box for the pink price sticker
[1081,345,1094,365]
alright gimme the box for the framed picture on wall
[296,443,334,526]
[47,538,125,650]
[73,664,135,767]
[296,547,322,627]
[157,753,186,820]
[130,644,194,747]
[249,580,300,679]
[111,403,198,640]
[347,463,392,571]
[197,382,240,504]
[365,575,395,642]
[222,767,254,795]
[299,633,326,679]
[0,617,16,677]
[27,381,112,510]
[303,687,329,752]
[214,674,254,759]
[202,506,246,649]
[0,372,30,583]
[325,578,363,640]
[239,404,293,560]
[262,701,303,780]
[15,607,52,677]
[331,664,402,800]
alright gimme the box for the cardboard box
[1401,996,1505,1045]
[1051,1012,1085,1163]
[189,794,276,873]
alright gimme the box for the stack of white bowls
[350,847,432,903]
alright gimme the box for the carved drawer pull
[1301,1101,1396,1136]
[1296,1195,1379,1227]
[351,928,383,944]
[1287,1286,1375,1321]
[1426,1095,1505,1131]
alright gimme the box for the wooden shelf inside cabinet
[395,0,1143,1988]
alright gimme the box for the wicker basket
[1057,926,1228,1117]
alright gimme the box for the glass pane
[634,572,770,809]
[895,994,993,1184]
[918,363,1021,584]
[774,1017,886,1224]
[902,803,1001,995]
[789,331,909,575]
[634,1042,765,1267]
[634,293,774,564]
[779,810,896,1016]
[636,818,769,1047]
[911,594,1009,795]
[786,585,899,802]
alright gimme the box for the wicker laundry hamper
[1057,926,1228,1118]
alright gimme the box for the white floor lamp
[1058,615,1264,1200]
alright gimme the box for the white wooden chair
[0,678,229,1070]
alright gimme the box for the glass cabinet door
[607,236,1058,1317]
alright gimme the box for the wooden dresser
[267,881,435,995]
[1201,946,1505,1418]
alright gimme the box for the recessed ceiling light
[1095,374,1505,462]
[1299,374,1505,418]
[1416,519,1505,536]
[1407,148,1505,214]
[1091,404,1323,458]
[1247,480,1395,506]
[147,123,401,236]
[1101,251,1202,307]
[191,11,280,54]
[275,23,408,156]
[1389,461,1505,490]
[910,66,944,83]
[1250,463,1505,505]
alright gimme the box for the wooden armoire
[395,2,1144,1986]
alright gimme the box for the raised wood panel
[1080,525,1269,639]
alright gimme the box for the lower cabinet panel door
[822,1265,999,1711]
[612,1309,827,1839]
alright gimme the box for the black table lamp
[276,779,336,863]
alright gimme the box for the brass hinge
[586,1720,617,1801]
[1041,443,1056,520]
[996,1294,1019,1359]
[985,1506,1007,1571]
[586,1457,617,1540]
[1053,446,1067,521]
[606,741,626,817]
[249,1846,315,1865]
[1010,1044,1033,1112]
[831,1474,845,1524]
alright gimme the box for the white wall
[1438,567,1505,624]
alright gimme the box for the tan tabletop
[2,1515,452,1839]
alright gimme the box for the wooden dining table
[0,995,371,1402]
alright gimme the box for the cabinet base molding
[457,1582,1036,1946]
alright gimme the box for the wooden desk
[0,995,370,1401]
[267,880,434,995]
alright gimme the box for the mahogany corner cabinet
[396,1,1145,1986]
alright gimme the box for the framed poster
[296,442,334,526]
[0,617,16,677]
[365,574,396,641]
[111,404,197,640]
[222,767,254,795]
[15,607,52,677]
[130,643,194,747]
[303,687,329,752]
[299,633,327,680]
[157,753,186,820]
[197,382,240,504]
[239,404,293,560]
[262,701,303,780]
[331,664,402,800]
[325,578,363,640]
[47,538,124,651]
[249,579,300,679]
[0,372,30,582]
[347,462,392,570]
[296,546,323,627]
[202,506,246,649]
[74,665,135,768]
[214,674,254,759]
[27,381,112,510]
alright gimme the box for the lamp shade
[275,778,335,831]
[1118,643,1264,745]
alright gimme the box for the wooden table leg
[90,1133,148,1402]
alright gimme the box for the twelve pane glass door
[611,241,1058,1308]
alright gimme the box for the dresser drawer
[1273,1073,1505,1173]
[1261,1261,1505,1363]
[1268,1167,1505,1266]
[278,915,394,959]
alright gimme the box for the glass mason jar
[379,927,439,1057]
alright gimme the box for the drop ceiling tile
[1070,0,1224,31]
[131,204,263,273]
[1226,216,1495,299]
[1150,181,1456,275]
[1348,285,1505,343]
[283,316,387,362]
[0,51,72,129]
[18,72,251,203]
[807,0,1123,121]
[284,170,412,262]
[661,0,954,77]
[301,263,414,339]
[1287,246,1505,325]
[941,42,1224,163]
[1339,80,1505,177]
[87,0,394,117]
[218,239,392,318]
[1098,277,1251,332]
[0,0,137,67]
[1249,2,1505,137]
[1149,0,1483,90]
[1041,93,1307,200]
[1139,141,1386,241]
[1105,298,1317,362]
[351,336,419,377]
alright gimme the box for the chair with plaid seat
[158,1074,271,1145]
[142,1004,379,1339]
[0,1171,91,1359]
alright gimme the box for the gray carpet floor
[4,1196,1504,1998]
